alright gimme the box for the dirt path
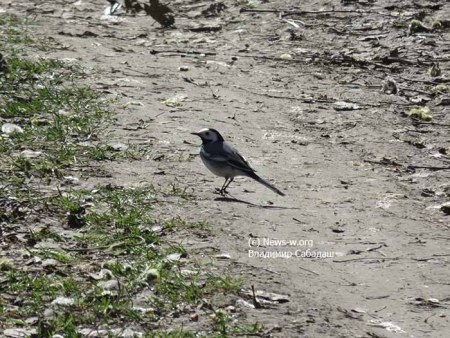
[3,0,450,336]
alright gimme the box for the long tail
[250,173,285,196]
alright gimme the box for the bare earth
[3,0,450,337]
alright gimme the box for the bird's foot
[215,188,229,196]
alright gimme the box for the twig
[251,285,262,309]
[412,257,440,262]
[149,49,216,56]
[240,8,392,17]
[378,100,416,106]
[367,245,385,252]
[333,257,399,263]
[282,10,393,17]
[289,19,317,27]
[374,305,387,313]
[363,159,403,167]
[411,121,450,127]
[279,17,299,28]
[234,334,265,337]
[364,159,450,171]
[399,75,450,84]
[407,165,450,171]
[293,217,306,224]
[298,266,319,276]
[232,53,307,62]
[432,236,450,240]
[240,8,287,14]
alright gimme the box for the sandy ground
[3,0,450,336]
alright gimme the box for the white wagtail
[191,128,285,196]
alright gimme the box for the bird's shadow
[214,195,300,210]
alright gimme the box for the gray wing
[202,142,256,174]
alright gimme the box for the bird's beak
[191,132,200,136]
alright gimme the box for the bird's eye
[205,132,210,136]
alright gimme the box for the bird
[191,128,285,196]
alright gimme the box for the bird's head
[191,128,224,144]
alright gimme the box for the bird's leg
[222,178,234,194]
[217,178,229,195]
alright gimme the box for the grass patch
[1,182,249,336]
[0,54,111,176]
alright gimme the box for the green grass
[0,178,255,336]
[1,56,111,177]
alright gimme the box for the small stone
[98,279,119,290]
[214,253,231,259]
[107,142,128,151]
[2,123,23,134]
[51,296,75,307]
[43,308,54,318]
[4,328,37,338]
[151,225,163,233]
[334,101,360,111]
[164,253,181,262]
[279,53,293,60]
[135,39,147,46]
[20,150,42,158]
[41,259,59,267]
